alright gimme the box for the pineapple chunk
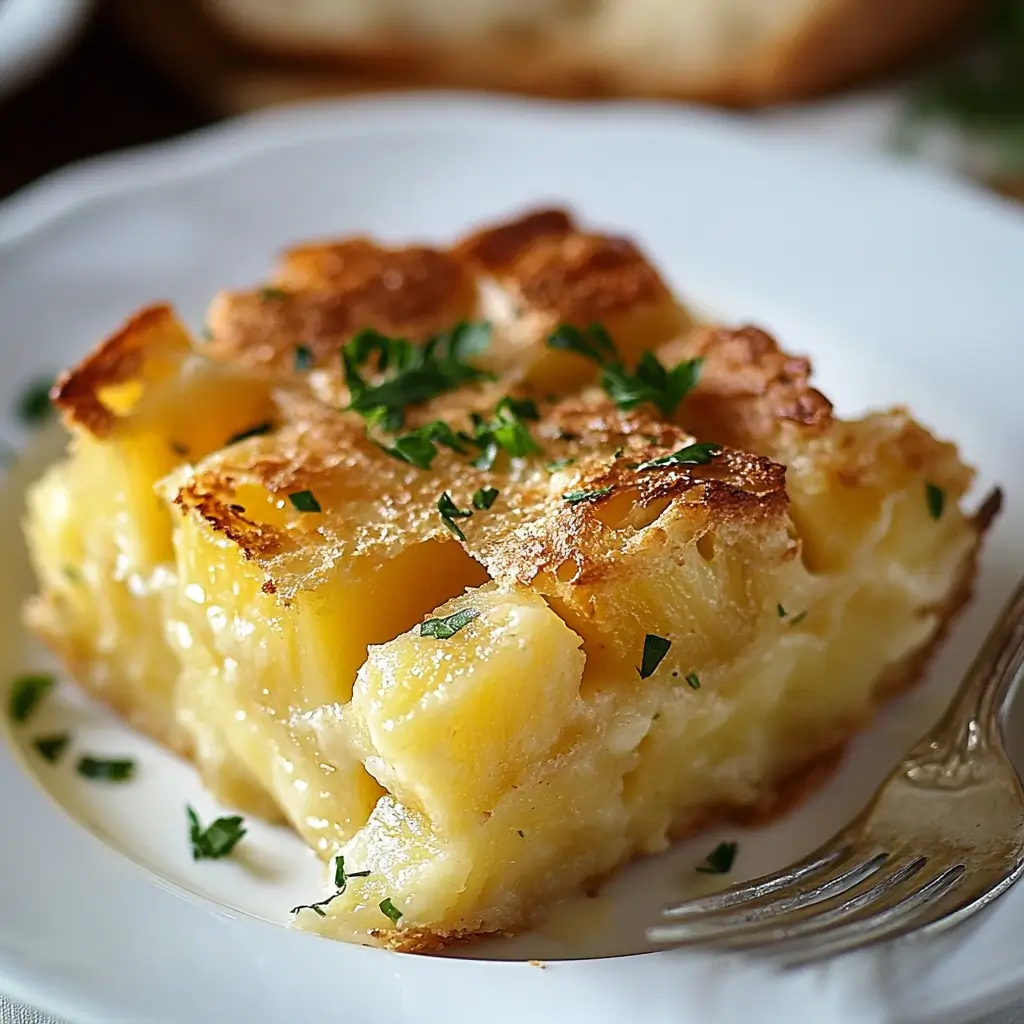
[24,305,274,755]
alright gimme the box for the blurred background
[1,0,1023,203]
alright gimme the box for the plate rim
[2,92,1024,1024]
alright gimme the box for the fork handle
[940,573,1024,744]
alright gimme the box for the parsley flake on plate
[34,733,70,764]
[697,841,738,875]
[16,377,54,427]
[294,345,314,372]
[685,673,701,690]
[9,672,54,723]
[77,756,135,782]
[419,608,479,640]
[638,635,672,680]
[187,805,247,860]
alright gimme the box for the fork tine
[649,855,926,948]
[661,843,853,919]
[770,865,975,968]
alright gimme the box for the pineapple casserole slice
[22,209,997,950]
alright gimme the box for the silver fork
[648,573,1024,965]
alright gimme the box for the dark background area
[0,10,207,200]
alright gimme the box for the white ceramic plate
[0,0,92,100]
[1,95,1023,1024]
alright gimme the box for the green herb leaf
[697,841,738,875]
[926,482,946,521]
[227,421,273,445]
[562,486,613,506]
[545,458,575,472]
[548,324,702,416]
[77,756,135,782]
[638,634,671,680]
[472,486,499,510]
[777,603,787,618]
[34,733,70,763]
[288,490,321,513]
[438,491,472,540]
[547,323,618,364]
[294,345,314,372]
[419,608,479,640]
[187,805,247,860]
[636,442,722,472]
[789,611,808,627]
[16,377,54,426]
[170,440,190,457]
[291,892,346,918]
[379,897,403,924]
[10,673,54,723]
[259,287,288,301]
[343,322,494,427]
[685,673,701,690]
[334,854,371,889]
[377,420,471,470]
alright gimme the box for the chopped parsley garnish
[294,344,313,371]
[377,420,469,470]
[636,442,722,472]
[789,611,808,627]
[638,634,672,680]
[62,566,81,584]
[777,603,787,618]
[10,673,54,723]
[379,897,403,924]
[926,482,946,521]
[227,421,273,445]
[16,377,54,426]
[548,323,703,417]
[334,854,370,889]
[545,457,575,472]
[291,856,371,917]
[77,756,135,782]
[685,673,701,690]
[34,733,70,763]
[472,486,499,510]
[697,841,738,875]
[343,322,493,428]
[291,892,345,918]
[419,608,479,640]
[438,491,472,540]
[170,440,190,457]
[187,805,247,860]
[259,287,288,301]
[470,397,540,468]
[563,486,613,506]
[288,489,321,513]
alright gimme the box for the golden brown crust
[206,243,476,374]
[201,0,978,106]
[455,208,576,274]
[509,233,673,324]
[171,392,789,600]
[660,324,834,449]
[52,304,191,438]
